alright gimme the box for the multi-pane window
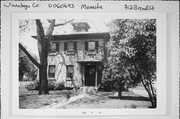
[88,42,96,52]
[64,42,77,54]
[49,42,59,53]
[48,65,55,78]
[67,42,74,52]
[85,41,98,53]
[66,65,74,78]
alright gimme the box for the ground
[19,82,152,109]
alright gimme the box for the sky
[19,19,111,58]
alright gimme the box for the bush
[25,80,39,90]
[25,80,65,91]
[54,83,65,90]
[98,80,128,92]
[98,80,117,92]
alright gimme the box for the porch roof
[77,61,102,64]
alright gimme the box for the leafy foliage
[102,19,156,107]
[25,80,65,91]
[19,48,38,81]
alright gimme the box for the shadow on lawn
[109,96,150,101]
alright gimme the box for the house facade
[48,32,110,88]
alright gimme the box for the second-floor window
[49,42,59,53]
[85,41,98,53]
[64,42,77,54]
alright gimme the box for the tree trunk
[39,64,49,95]
[141,79,156,108]
[117,78,123,98]
[39,53,49,94]
[38,36,50,94]
[19,72,23,81]
[118,88,122,98]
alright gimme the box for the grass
[19,87,79,109]
[61,91,152,109]
[19,82,152,109]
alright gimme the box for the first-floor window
[48,65,55,78]
[66,65,74,79]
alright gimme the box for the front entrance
[85,65,96,86]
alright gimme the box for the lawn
[61,91,151,109]
[19,83,80,109]
[19,82,152,109]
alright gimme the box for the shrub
[54,83,65,90]
[25,80,65,91]
[98,80,117,92]
[25,80,39,90]
[98,80,128,92]
[48,81,56,90]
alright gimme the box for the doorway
[85,65,96,86]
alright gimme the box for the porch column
[95,65,98,87]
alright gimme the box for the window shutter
[56,43,59,52]
[74,42,77,53]
[64,42,67,51]
[95,41,98,51]
[85,42,88,51]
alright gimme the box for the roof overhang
[32,32,110,41]
[77,61,102,64]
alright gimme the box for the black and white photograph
[2,1,179,119]
[19,18,157,109]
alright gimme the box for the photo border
[1,1,179,119]
[11,12,166,116]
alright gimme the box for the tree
[19,48,37,81]
[19,19,73,94]
[103,19,156,107]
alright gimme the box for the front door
[85,65,96,86]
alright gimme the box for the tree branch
[36,19,45,43]
[46,19,55,37]
[46,19,74,41]
[54,19,74,27]
[36,19,45,55]
[19,43,40,68]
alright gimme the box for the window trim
[64,42,77,55]
[48,65,56,79]
[49,42,59,54]
[85,41,98,54]
[66,65,74,79]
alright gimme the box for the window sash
[50,43,59,53]
[88,42,95,51]
[48,65,55,78]
[66,65,74,78]
[50,43,56,53]
[67,42,74,52]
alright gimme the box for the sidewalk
[40,93,87,109]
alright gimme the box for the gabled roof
[32,32,110,41]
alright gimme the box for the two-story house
[37,21,110,88]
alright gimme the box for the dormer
[71,22,91,32]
